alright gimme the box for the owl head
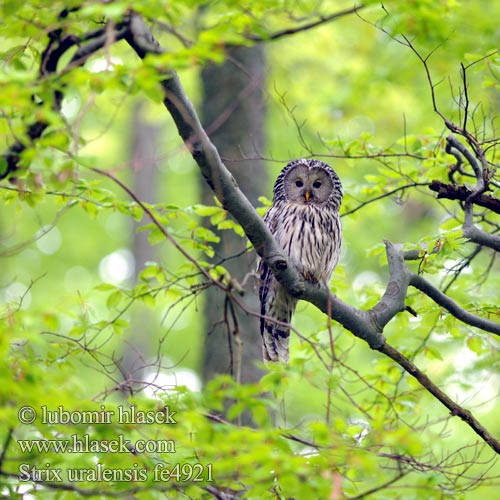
[273,159,343,211]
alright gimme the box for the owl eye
[312,180,322,188]
[295,180,304,187]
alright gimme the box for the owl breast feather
[273,202,341,284]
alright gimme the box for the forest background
[0,1,499,498]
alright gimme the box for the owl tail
[261,295,297,363]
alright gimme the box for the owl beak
[304,189,311,202]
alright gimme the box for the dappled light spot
[64,266,92,292]
[88,57,123,73]
[98,249,135,285]
[3,282,32,309]
[143,368,201,399]
[36,226,62,255]
[352,270,381,291]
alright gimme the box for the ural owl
[257,159,343,362]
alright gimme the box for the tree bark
[121,101,160,392]
[200,45,267,386]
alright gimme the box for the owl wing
[257,205,296,362]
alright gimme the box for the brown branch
[429,180,500,214]
[377,343,500,454]
[1,18,129,179]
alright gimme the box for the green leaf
[0,157,8,177]
[95,283,116,291]
[106,289,123,309]
[423,346,443,360]
[193,205,222,217]
[466,335,484,355]
[148,227,166,245]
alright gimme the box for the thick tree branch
[429,180,500,214]
[1,20,129,179]
[124,13,500,454]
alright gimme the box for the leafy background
[1,1,499,498]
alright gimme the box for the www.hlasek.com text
[18,433,176,455]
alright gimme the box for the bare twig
[246,5,365,42]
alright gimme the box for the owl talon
[302,271,319,284]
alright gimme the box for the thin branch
[342,182,430,217]
[0,201,73,257]
[400,40,498,257]
[410,274,500,336]
[446,135,482,184]
[441,245,483,293]
[377,342,500,454]
[346,470,407,500]
[246,5,365,42]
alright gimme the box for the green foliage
[1,1,499,498]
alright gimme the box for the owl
[257,159,343,362]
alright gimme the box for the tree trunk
[121,100,160,393]
[200,45,267,387]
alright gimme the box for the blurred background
[1,1,499,497]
